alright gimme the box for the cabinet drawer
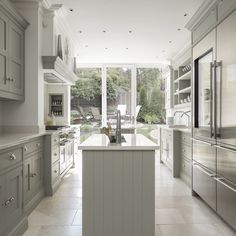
[193,6,217,44]
[52,161,60,183]
[193,163,216,210]
[23,138,43,156]
[180,157,191,177]
[51,146,59,164]
[0,147,22,171]
[217,178,236,231]
[193,139,216,172]
[51,135,59,146]
[181,144,191,160]
[181,133,191,145]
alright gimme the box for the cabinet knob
[31,173,37,178]
[9,154,16,161]
[24,146,28,152]
[3,199,11,207]
[9,196,15,202]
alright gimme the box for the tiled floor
[23,154,236,236]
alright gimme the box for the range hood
[42,56,77,85]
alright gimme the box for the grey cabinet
[0,2,27,100]
[160,128,180,177]
[218,0,236,21]
[0,166,23,235]
[0,176,5,235]
[24,152,43,210]
[44,133,61,195]
[0,11,9,95]
[192,6,217,44]
[179,132,192,186]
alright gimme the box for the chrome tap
[181,110,191,127]
[116,110,122,143]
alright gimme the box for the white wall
[44,84,71,125]
[2,2,45,133]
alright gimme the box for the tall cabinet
[0,0,28,101]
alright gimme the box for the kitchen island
[80,134,158,236]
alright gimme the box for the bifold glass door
[106,67,132,128]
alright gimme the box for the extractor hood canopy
[42,56,77,85]
[42,4,78,85]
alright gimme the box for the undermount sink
[109,135,126,143]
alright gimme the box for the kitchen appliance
[192,10,236,230]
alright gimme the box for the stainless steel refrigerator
[192,10,236,230]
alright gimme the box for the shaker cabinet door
[8,21,24,96]
[5,166,23,226]
[0,176,6,235]
[0,11,9,93]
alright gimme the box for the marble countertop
[79,134,158,150]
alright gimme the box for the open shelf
[172,60,192,108]
[179,86,191,94]
[174,71,191,83]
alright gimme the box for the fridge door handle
[215,61,222,138]
[193,162,216,177]
[210,62,214,138]
[216,177,236,193]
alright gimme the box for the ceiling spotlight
[129,30,132,33]
[184,13,188,17]
[169,40,172,43]
[177,28,181,31]
[105,47,108,50]
[69,8,74,12]
[79,30,83,34]
[126,47,129,50]
[103,30,106,33]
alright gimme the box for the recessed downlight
[184,13,188,17]
[105,47,108,50]
[169,40,172,43]
[69,8,74,12]
[177,28,181,31]
[126,47,129,50]
[103,30,106,33]
[79,30,83,34]
[129,30,132,33]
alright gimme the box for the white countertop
[79,134,158,150]
[0,130,60,150]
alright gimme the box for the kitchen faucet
[116,110,122,143]
[181,110,191,127]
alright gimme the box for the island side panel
[82,150,155,236]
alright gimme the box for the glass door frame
[77,63,166,128]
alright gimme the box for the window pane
[71,68,102,142]
[136,68,166,142]
[106,67,132,127]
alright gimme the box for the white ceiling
[60,0,204,64]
